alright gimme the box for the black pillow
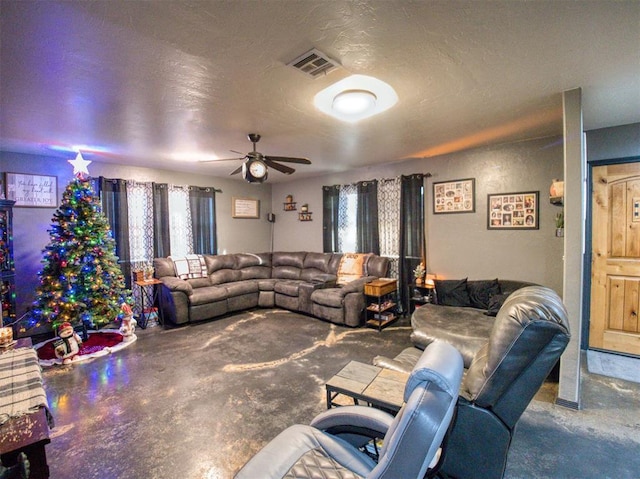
[485,292,510,317]
[467,279,501,310]
[435,278,471,307]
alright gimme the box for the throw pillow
[170,254,208,280]
[434,278,471,307]
[485,292,511,317]
[467,279,501,310]
[336,253,369,285]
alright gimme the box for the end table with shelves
[408,283,434,315]
[364,278,398,331]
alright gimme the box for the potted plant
[413,262,426,285]
[555,211,564,237]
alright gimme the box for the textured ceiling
[1,1,639,182]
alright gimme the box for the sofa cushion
[190,285,229,306]
[170,254,207,279]
[311,288,344,308]
[210,268,242,285]
[336,253,371,285]
[187,277,211,289]
[303,252,331,272]
[411,303,493,367]
[467,279,501,310]
[435,278,472,307]
[225,280,259,297]
[274,280,302,297]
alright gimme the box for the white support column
[557,88,584,409]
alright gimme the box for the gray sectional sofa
[153,251,390,328]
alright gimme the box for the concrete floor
[39,309,640,479]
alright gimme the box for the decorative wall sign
[487,191,539,230]
[433,178,475,214]
[4,173,57,207]
[232,197,260,218]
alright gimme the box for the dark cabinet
[408,283,434,315]
[0,200,16,327]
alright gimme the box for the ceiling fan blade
[264,155,311,165]
[264,159,295,175]
[200,156,245,163]
[230,150,244,155]
[229,165,243,175]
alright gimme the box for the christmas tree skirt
[35,329,136,367]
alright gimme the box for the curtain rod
[120,179,222,193]
[326,172,432,187]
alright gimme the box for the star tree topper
[69,152,92,178]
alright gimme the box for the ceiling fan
[211,133,311,183]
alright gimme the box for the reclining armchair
[374,285,571,479]
[235,341,464,479]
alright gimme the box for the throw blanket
[170,254,208,279]
[0,347,54,428]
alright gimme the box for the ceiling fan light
[332,90,377,116]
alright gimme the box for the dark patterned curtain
[398,174,425,313]
[356,180,379,254]
[95,177,132,288]
[152,183,170,258]
[322,185,340,253]
[189,186,217,255]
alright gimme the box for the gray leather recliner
[374,285,571,479]
[234,341,464,479]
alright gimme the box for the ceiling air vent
[287,48,340,78]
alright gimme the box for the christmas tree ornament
[68,152,92,177]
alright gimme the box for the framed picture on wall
[433,178,475,214]
[232,197,260,219]
[487,191,539,230]
[4,172,57,207]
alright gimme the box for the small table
[364,278,398,331]
[133,278,164,329]
[325,360,408,413]
[408,282,434,315]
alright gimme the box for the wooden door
[590,162,640,355]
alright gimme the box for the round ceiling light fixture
[332,89,377,116]
[314,75,398,123]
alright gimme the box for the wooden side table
[364,278,398,331]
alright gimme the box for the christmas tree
[30,163,131,331]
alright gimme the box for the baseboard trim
[555,397,580,410]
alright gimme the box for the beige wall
[272,135,565,293]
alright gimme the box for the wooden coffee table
[325,360,409,413]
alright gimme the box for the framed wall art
[232,197,260,219]
[4,172,57,207]
[433,178,475,214]
[487,191,539,230]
